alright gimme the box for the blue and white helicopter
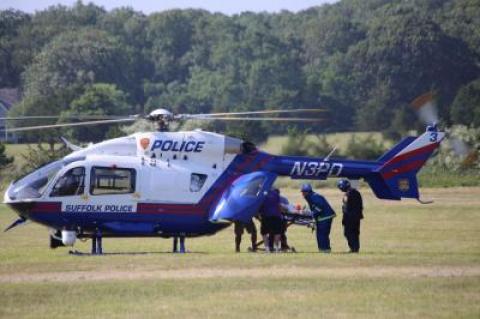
[2,106,444,254]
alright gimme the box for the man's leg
[250,230,257,251]
[260,219,270,252]
[263,234,270,252]
[324,219,332,251]
[316,222,327,251]
[344,221,358,252]
[235,235,241,252]
[245,221,257,252]
[273,234,281,252]
[234,222,243,252]
[350,220,360,252]
[316,220,332,252]
[280,220,290,250]
[173,237,178,253]
[179,236,186,253]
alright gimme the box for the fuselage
[4,131,275,237]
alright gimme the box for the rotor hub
[146,108,175,132]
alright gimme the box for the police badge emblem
[398,178,410,192]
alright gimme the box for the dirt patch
[1,265,479,284]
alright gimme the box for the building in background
[0,88,19,142]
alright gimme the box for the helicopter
[1,106,444,254]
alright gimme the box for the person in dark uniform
[259,189,283,252]
[337,179,363,253]
[279,192,294,252]
[234,220,257,252]
[301,184,336,253]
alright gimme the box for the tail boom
[264,126,444,201]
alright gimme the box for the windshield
[6,159,70,200]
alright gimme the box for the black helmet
[337,179,351,192]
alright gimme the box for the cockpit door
[209,171,277,223]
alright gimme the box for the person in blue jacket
[301,183,336,253]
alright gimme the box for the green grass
[1,277,477,319]
[0,187,479,318]
[418,167,480,188]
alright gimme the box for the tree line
[1,0,479,143]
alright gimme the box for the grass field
[0,187,479,319]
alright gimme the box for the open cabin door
[209,171,277,223]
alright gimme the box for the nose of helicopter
[4,201,35,220]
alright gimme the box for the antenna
[324,146,337,161]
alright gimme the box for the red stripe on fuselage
[381,160,426,180]
[31,202,61,213]
[382,143,439,168]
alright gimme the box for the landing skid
[417,198,434,204]
[69,231,103,255]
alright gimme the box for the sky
[1,0,338,15]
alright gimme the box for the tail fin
[366,126,444,200]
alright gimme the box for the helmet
[337,179,351,192]
[300,183,312,193]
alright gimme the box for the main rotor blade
[411,92,439,125]
[187,108,325,118]
[192,116,324,122]
[0,115,131,121]
[411,92,470,157]
[4,118,136,132]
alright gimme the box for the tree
[62,83,130,142]
[0,9,31,87]
[146,10,206,84]
[339,4,479,130]
[22,29,129,98]
[343,134,385,160]
[9,28,135,141]
[450,78,480,127]
[18,144,68,176]
[281,127,311,156]
[3,0,480,142]
[439,0,480,57]
[0,142,13,169]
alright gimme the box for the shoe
[319,249,331,253]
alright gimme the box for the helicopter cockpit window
[90,167,136,195]
[50,167,85,197]
[237,176,266,197]
[190,173,207,192]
